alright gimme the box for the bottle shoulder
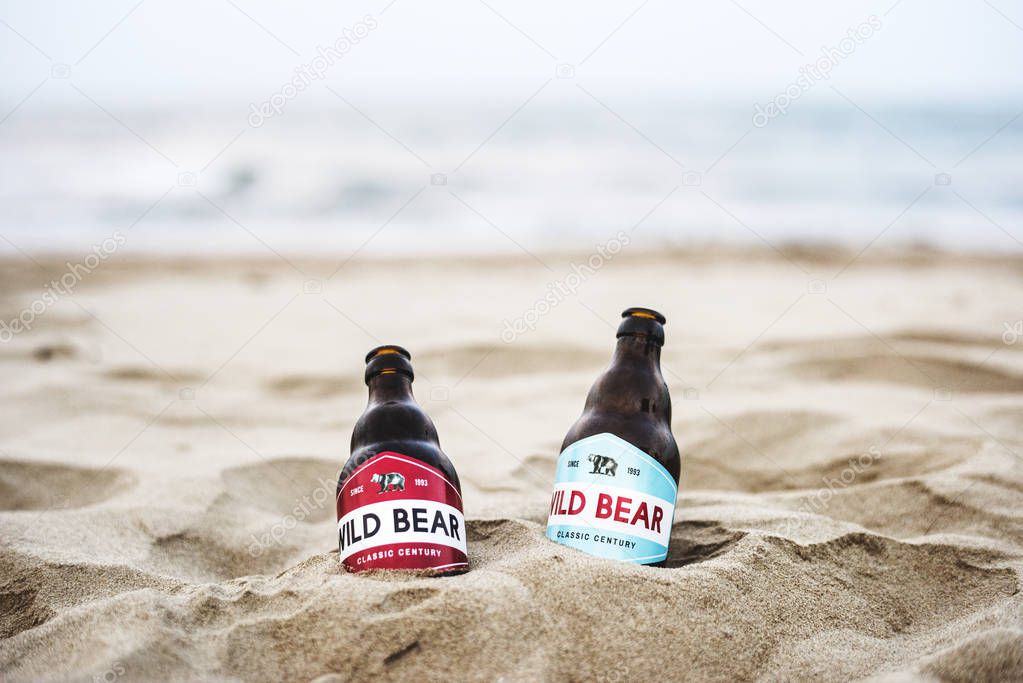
[351,400,442,453]
[561,411,680,483]
[353,400,437,431]
[340,439,461,492]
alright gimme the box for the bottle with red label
[336,345,468,574]
[546,308,681,565]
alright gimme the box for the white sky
[2,0,1023,111]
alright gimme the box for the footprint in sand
[664,521,746,568]
[220,456,339,523]
[375,587,441,614]
[0,458,135,511]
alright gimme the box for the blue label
[545,432,677,564]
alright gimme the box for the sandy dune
[1,248,1022,681]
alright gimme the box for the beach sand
[1,247,1021,682]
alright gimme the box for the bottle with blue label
[546,307,680,565]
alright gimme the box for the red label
[336,452,468,573]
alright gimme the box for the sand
[1,247,1022,682]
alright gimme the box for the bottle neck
[367,372,415,403]
[576,331,671,425]
[611,334,663,371]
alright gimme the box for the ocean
[1,100,1020,256]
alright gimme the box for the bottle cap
[364,345,414,383]
[365,345,411,363]
[617,307,666,345]
[621,307,666,324]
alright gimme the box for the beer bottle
[546,308,680,565]
[336,345,468,573]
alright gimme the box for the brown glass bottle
[546,308,680,565]
[336,346,467,573]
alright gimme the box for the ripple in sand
[415,343,607,379]
[789,354,1023,393]
[918,628,1023,682]
[787,475,1023,544]
[104,366,203,385]
[265,374,363,398]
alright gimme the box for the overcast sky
[2,0,1023,111]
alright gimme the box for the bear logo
[370,472,405,493]
[587,454,618,476]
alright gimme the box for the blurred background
[2,0,1021,256]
